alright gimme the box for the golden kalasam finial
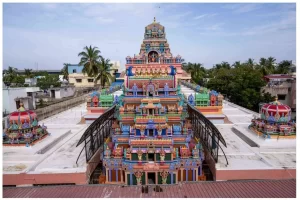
[154,17,156,22]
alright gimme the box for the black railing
[76,105,116,164]
[187,103,228,165]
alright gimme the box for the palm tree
[3,66,17,85]
[94,57,114,89]
[275,60,292,74]
[78,45,102,77]
[245,58,255,69]
[24,68,33,78]
[232,61,242,68]
[61,63,70,81]
[266,57,276,74]
[215,61,231,70]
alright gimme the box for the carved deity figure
[142,83,147,96]
[132,83,138,97]
[164,83,169,96]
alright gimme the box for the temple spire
[154,17,156,23]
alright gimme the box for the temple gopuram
[100,18,204,185]
[125,17,191,84]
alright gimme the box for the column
[116,169,118,182]
[185,169,188,181]
[171,172,173,184]
[106,169,109,183]
[193,169,195,181]
[109,169,112,182]
[196,168,198,181]
[130,172,133,185]
[121,170,123,183]
[181,169,183,181]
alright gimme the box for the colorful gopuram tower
[101,18,204,185]
[125,17,191,85]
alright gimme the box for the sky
[3,3,296,71]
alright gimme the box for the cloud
[95,17,115,24]
[193,13,217,20]
[198,23,225,31]
[42,3,58,10]
[222,3,261,13]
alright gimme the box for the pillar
[185,169,188,181]
[130,172,133,185]
[106,169,109,183]
[193,169,195,181]
[116,169,118,182]
[181,169,183,181]
[171,172,173,184]
[109,169,112,182]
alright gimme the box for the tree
[24,68,33,78]
[94,57,114,89]
[3,66,17,85]
[232,61,243,68]
[61,63,70,81]
[275,60,292,74]
[78,45,102,77]
[214,61,231,70]
[36,74,61,90]
[266,56,276,73]
[244,58,255,69]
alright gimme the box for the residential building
[24,78,37,86]
[49,85,76,99]
[262,74,296,111]
[68,62,121,88]
[2,87,41,115]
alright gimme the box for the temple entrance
[148,153,154,161]
[148,173,156,185]
[149,129,154,137]
[148,92,153,97]
[148,51,159,63]
[149,109,153,115]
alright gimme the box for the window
[278,94,286,100]
[88,79,94,83]
[73,69,77,73]
[76,79,82,83]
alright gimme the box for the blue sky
[3,3,296,70]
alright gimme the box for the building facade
[2,87,40,115]
[262,74,296,111]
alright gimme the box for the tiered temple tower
[125,17,191,86]
[101,18,204,185]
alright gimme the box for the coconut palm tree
[3,66,17,85]
[245,58,255,69]
[24,68,33,78]
[266,57,276,74]
[232,61,243,68]
[78,45,102,77]
[94,57,114,89]
[275,60,292,74]
[61,63,70,81]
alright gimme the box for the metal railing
[76,105,116,164]
[187,103,228,165]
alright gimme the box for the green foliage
[24,68,34,78]
[184,57,292,112]
[36,74,61,90]
[94,57,114,89]
[61,63,70,81]
[78,45,102,77]
[33,71,49,77]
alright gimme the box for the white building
[3,87,41,114]
[24,78,37,86]
[49,86,76,99]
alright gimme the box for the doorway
[148,173,156,185]
[148,129,154,137]
[148,153,155,161]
